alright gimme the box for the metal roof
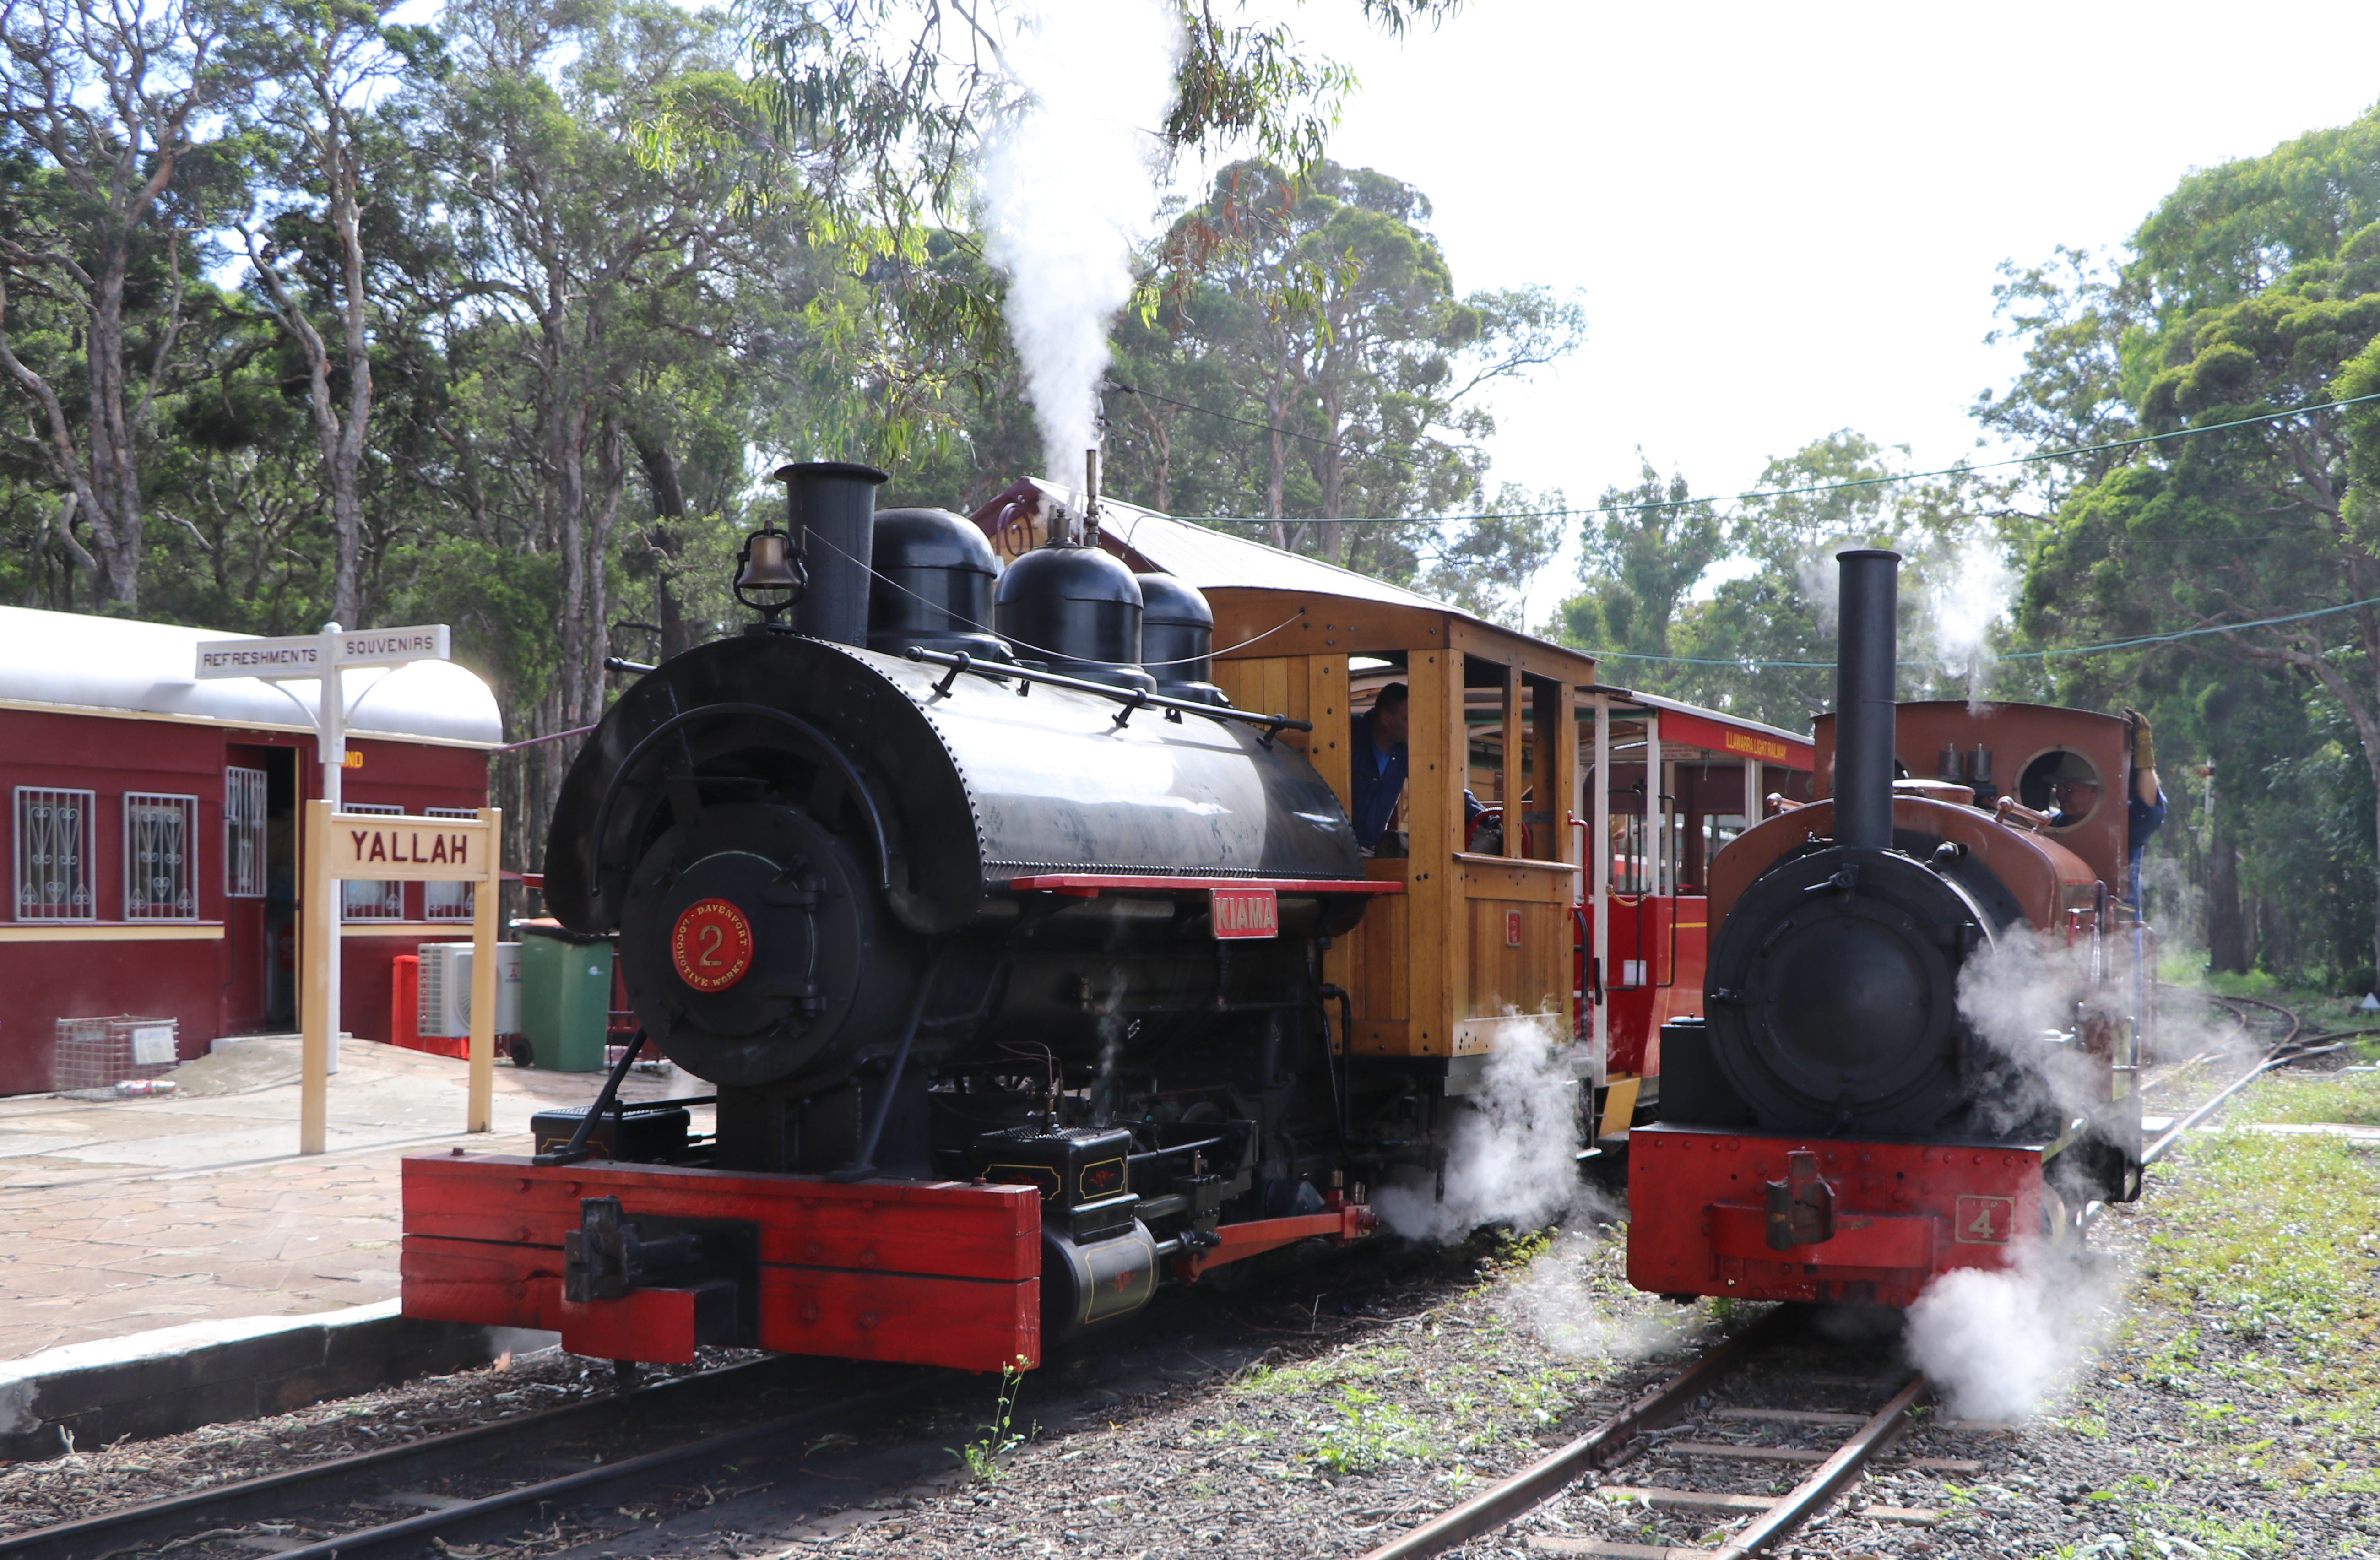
[988,478,1464,615]
[0,607,504,748]
[1109,511,1451,611]
[1602,688,1811,753]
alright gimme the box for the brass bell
[733,525,807,629]
[736,528,801,592]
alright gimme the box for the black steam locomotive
[403,463,1395,1369]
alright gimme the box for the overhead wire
[1105,386,2380,527]
[1584,592,2380,671]
[1099,379,2380,669]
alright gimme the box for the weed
[1310,1384,1431,1473]
[949,1355,1033,1482]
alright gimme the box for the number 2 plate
[672,897,754,992]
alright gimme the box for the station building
[0,607,502,1093]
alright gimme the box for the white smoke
[1953,926,2099,1138]
[1924,535,2015,712]
[975,0,1186,487]
[1376,1017,1580,1242]
[1491,1215,1697,1362]
[1903,1239,2120,1422]
[1796,547,1843,630]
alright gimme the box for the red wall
[0,709,488,1094]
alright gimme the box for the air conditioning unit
[417,941,523,1038]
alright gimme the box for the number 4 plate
[1953,1194,2015,1245]
[1210,887,1279,940]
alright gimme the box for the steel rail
[1355,1308,1793,1560]
[253,1374,950,1560]
[2210,992,2302,1048]
[1372,997,2323,1560]
[1707,1372,1930,1560]
[2,1358,915,1560]
[1,1357,759,1560]
[2142,1043,2310,1166]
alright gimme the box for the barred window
[15,788,94,921]
[341,802,404,921]
[125,793,200,921]
[423,807,478,922]
[225,767,268,899]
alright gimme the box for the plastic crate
[53,1016,179,1092]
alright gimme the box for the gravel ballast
[10,1049,2377,1559]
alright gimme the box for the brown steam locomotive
[1627,549,2148,1307]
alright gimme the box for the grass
[2253,1062,2380,1127]
[2031,1045,2380,1557]
[1226,1225,1660,1478]
[2061,1100,2380,1558]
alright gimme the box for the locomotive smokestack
[1833,547,1901,850]
[773,461,888,647]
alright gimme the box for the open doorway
[224,744,299,1031]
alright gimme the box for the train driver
[2047,710,2167,907]
[1350,682,1483,856]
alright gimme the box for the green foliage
[1546,431,2037,731]
[2251,1062,2380,1127]
[1986,99,2380,983]
[1309,1383,1432,1474]
[2134,1125,2380,1435]
[1098,157,1578,624]
[949,1354,1034,1482]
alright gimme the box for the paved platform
[0,1038,705,1360]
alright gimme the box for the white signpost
[194,624,472,1154]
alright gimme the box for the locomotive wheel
[1704,843,1994,1135]
[618,801,922,1087]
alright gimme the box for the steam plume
[1904,1240,2120,1421]
[1924,535,2014,712]
[1376,1015,1580,1242]
[976,0,1185,488]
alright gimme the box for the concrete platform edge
[0,1301,558,1462]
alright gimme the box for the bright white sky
[1235,1,2380,622]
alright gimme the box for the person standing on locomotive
[2048,709,2168,909]
[1349,682,1484,856]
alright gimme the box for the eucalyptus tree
[1988,103,2380,980]
[228,0,437,626]
[0,0,252,607]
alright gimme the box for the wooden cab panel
[1452,855,1576,1055]
[1206,588,1592,1062]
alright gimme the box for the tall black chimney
[1833,548,1901,850]
[774,461,889,647]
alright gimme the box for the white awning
[0,607,504,748]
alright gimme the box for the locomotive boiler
[402,463,1395,1373]
[1627,548,2146,1308]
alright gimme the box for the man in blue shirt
[1348,682,1484,855]
[2048,710,2167,909]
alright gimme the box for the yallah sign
[328,814,495,883]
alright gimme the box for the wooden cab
[1204,589,1593,1061]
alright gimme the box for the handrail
[903,647,1310,747]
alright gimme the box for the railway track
[10,1235,1431,1560]
[18,1003,2360,1560]
[3,1355,950,1560]
[1357,1010,2324,1560]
